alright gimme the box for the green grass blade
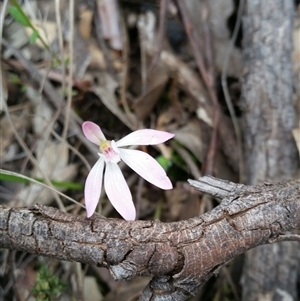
[0,172,83,190]
[8,4,31,27]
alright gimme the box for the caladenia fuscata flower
[82,121,174,220]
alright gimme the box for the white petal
[104,162,136,220]
[84,159,105,217]
[119,148,172,189]
[116,129,174,147]
[82,121,106,145]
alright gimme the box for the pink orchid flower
[82,121,174,220]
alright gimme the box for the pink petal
[84,158,105,217]
[116,129,174,147]
[104,162,136,220]
[82,121,106,145]
[119,148,173,190]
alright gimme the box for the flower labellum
[82,121,174,220]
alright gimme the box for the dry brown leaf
[185,0,242,77]
[292,5,300,156]
[292,127,300,154]
[0,113,29,162]
[92,73,138,130]
[133,78,168,121]
[18,142,77,206]
[72,31,91,78]
[171,141,201,180]
[293,11,300,72]
[25,21,58,48]
[78,6,93,40]
[208,0,242,76]
[83,276,104,301]
[196,106,213,126]
[156,105,188,132]
[97,0,123,50]
[17,89,78,206]
[15,265,36,301]
[88,42,107,69]
[172,119,206,162]
[165,182,200,220]
[160,51,212,127]
[0,69,8,112]
[293,10,300,107]
[88,40,122,71]
[103,278,150,301]
[3,22,30,59]
[133,11,169,120]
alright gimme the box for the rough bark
[241,0,300,300]
[1,176,299,301]
[242,0,297,184]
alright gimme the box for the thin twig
[171,141,202,179]
[0,169,84,210]
[268,234,300,243]
[1,39,98,157]
[176,0,220,175]
[94,1,116,77]
[0,0,9,111]
[119,13,136,127]
[148,0,169,74]
[200,0,220,176]
[1,5,69,210]
[140,24,147,95]
[55,0,66,102]
[221,0,245,183]
[62,0,74,140]
[19,93,64,208]
[50,129,91,171]
[1,96,66,211]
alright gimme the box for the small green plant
[8,73,28,91]
[9,0,44,46]
[32,264,67,301]
[156,154,173,171]
[8,0,59,60]
[8,73,22,84]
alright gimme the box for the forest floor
[0,1,299,300]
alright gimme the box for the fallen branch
[0,176,299,300]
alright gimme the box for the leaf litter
[0,0,299,300]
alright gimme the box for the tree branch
[0,176,299,300]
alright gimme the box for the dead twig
[148,0,169,74]
[1,38,98,159]
[1,177,299,300]
[221,0,245,182]
[176,0,221,176]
